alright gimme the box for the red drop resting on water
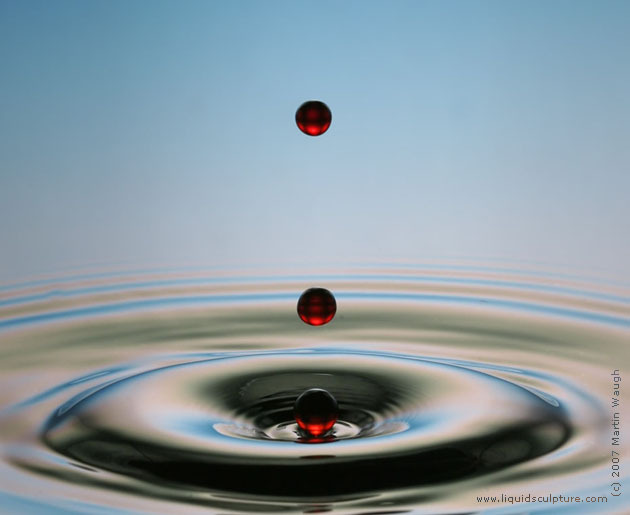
[295,100,332,136]
[297,287,336,326]
[294,388,338,438]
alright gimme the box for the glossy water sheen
[0,263,628,513]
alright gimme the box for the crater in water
[0,263,627,512]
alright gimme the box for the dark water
[0,263,627,513]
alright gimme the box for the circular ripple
[0,264,626,512]
[42,350,570,497]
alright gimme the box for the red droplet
[294,388,338,438]
[297,288,336,326]
[295,101,332,136]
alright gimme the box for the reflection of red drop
[297,288,336,326]
[294,388,338,438]
[295,101,332,136]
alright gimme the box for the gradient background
[1,0,629,283]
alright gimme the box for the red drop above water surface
[295,101,332,136]
[297,288,337,326]
[294,388,338,438]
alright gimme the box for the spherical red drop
[297,287,336,326]
[295,100,332,136]
[294,388,338,438]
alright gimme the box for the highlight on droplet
[295,100,332,136]
[294,388,338,438]
[297,287,337,326]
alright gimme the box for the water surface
[0,263,627,513]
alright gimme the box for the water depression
[0,264,627,513]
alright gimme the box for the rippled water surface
[0,263,628,513]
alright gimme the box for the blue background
[1,0,628,280]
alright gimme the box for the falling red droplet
[294,388,338,438]
[295,101,332,136]
[297,287,336,326]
